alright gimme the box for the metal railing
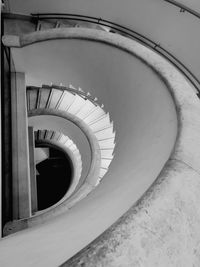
[163,0,200,20]
[30,13,200,96]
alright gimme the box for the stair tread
[89,114,111,132]
[99,168,108,178]
[99,138,115,149]
[57,91,76,111]
[95,126,115,140]
[48,89,63,109]
[101,158,112,169]
[83,106,105,124]
[76,99,96,119]
[67,94,86,114]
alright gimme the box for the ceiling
[5,0,200,85]
[7,0,200,15]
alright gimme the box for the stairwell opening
[35,144,73,211]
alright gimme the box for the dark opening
[36,147,73,211]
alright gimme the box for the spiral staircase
[27,85,115,180]
[1,83,116,236]
[2,1,200,267]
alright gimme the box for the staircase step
[52,131,62,141]
[47,89,63,109]
[73,149,81,158]
[67,94,86,114]
[99,138,115,149]
[45,130,54,140]
[101,159,112,169]
[38,88,51,109]
[75,154,82,162]
[92,122,114,133]
[76,99,96,119]
[57,91,76,111]
[100,149,114,158]
[68,144,77,152]
[38,130,46,140]
[89,114,111,132]
[99,168,108,178]
[95,126,115,140]
[83,106,105,124]
[88,113,106,126]
[59,135,69,144]
[65,139,73,147]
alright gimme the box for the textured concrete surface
[64,160,200,267]
[1,29,200,266]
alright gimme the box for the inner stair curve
[35,129,83,204]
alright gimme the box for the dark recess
[36,147,72,210]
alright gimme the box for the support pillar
[28,126,37,214]
[11,72,31,219]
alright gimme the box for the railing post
[11,72,31,219]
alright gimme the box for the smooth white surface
[0,37,177,266]
[35,147,49,164]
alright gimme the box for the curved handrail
[163,0,200,20]
[30,13,200,94]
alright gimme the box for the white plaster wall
[0,34,177,266]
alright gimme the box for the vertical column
[1,46,13,236]
[11,72,31,219]
[28,126,38,214]
[0,5,1,236]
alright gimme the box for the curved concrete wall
[10,30,177,221]
[0,29,180,266]
[60,32,200,267]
